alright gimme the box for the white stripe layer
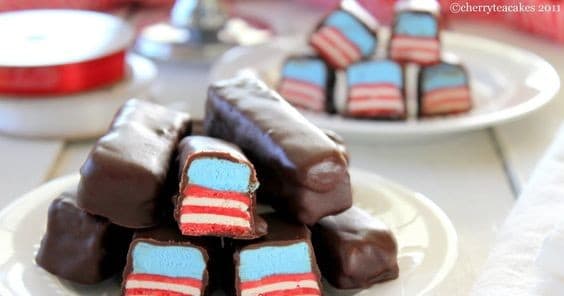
[350,87,401,98]
[391,37,439,50]
[349,100,404,112]
[182,196,249,211]
[180,213,250,228]
[311,34,348,68]
[241,280,320,296]
[126,280,201,296]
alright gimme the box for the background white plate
[0,54,157,140]
[210,32,560,142]
[0,169,457,296]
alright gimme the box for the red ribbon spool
[0,51,126,95]
[0,10,133,97]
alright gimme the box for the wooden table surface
[0,5,562,295]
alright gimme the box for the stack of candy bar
[278,0,472,120]
[36,75,399,295]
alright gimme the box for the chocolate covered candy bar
[277,56,335,113]
[205,75,352,225]
[174,135,266,239]
[344,59,406,119]
[36,191,132,285]
[234,214,322,296]
[123,225,216,296]
[77,99,191,228]
[309,0,378,69]
[312,207,399,289]
[418,61,472,117]
[389,0,441,65]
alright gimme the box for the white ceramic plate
[0,54,157,140]
[0,169,457,296]
[210,32,560,142]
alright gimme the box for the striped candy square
[346,60,405,119]
[124,242,207,296]
[390,11,440,65]
[310,10,377,69]
[278,57,331,112]
[237,242,322,296]
[419,62,472,116]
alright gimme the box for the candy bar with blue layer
[309,0,379,69]
[234,214,323,296]
[418,61,472,117]
[389,0,441,65]
[122,225,220,296]
[174,136,266,239]
[278,56,335,113]
[344,59,406,119]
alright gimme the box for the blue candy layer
[238,242,313,282]
[132,242,206,279]
[324,10,376,56]
[282,59,326,86]
[187,158,255,193]
[422,63,468,92]
[347,60,403,87]
[395,12,438,37]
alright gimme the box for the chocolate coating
[205,75,352,225]
[312,207,399,289]
[36,191,132,285]
[174,135,267,239]
[77,99,191,228]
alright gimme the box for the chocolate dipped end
[312,207,399,289]
[205,75,352,225]
[77,99,191,228]
[36,191,132,285]
[123,225,222,296]
[234,214,323,296]
[174,136,266,239]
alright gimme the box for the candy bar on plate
[344,59,406,119]
[122,225,219,296]
[312,206,399,289]
[234,214,322,296]
[418,61,472,117]
[309,0,379,69]
[174,135,266,239]
[36,191,132,285]
[389,0,441,65]
[205,75,352,225]
[277,56,335,113]
[77,99,191,228]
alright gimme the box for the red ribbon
[0,50,126,96]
